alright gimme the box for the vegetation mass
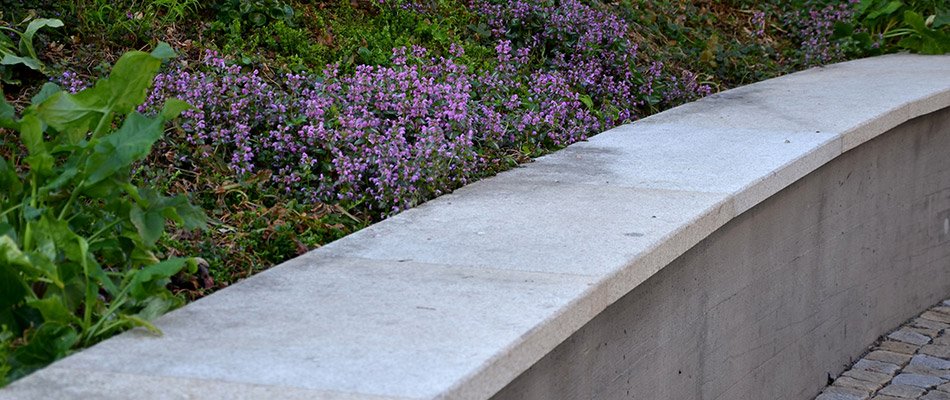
[0,0,947,386]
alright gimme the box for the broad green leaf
[904,10,927,31]
[127,258,188,301]
[25,296,79,325]
[129,246,160,266]
[19,114,46,155]
[0,54,41,71]
[0,238,29,312]
[25,239,64,290]
[19,114,54,175]
[935,8,950,28]
[130,204,165,247]
[0,236,30,267]
[39,166,78,193]
[0,90,15,127]
[0,156,22,197]
[31,82,61,105]
[0,31,14,50]
[11,322,77,367]
[36,43,170,133]
[871,1,903,19]
[19,19,63,59]
[149,42,176,60]
[33,84,110,135]
[160,98,191,120]
[84,112,165,185]
[139,188,207,231]
[105,50,164,114]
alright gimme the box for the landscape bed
[2,54,950,399]
[1,0,949,389]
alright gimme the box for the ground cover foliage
[0,0,947,385]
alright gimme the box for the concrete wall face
[491,108,950,400]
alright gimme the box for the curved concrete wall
[2,54,949,400]
[492,107,950,400]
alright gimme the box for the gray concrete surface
[490,106,950,400]
[2,54,949,399]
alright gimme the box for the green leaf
[131,189,207,246]
[0,91,15,129]
[33,85,110,135]
[0,236,30,267]
[127,258,189,301]
[107,50,166,113]
[578,94,594,110]
[20,114,54,176]
[149,42,176,60]
[136,295,178,322]
[11,322,77,368]
[36,44,169,132]
[160,98,191,120]
[0,238,29,313]
[832,22,855,39]
[38,167,77,195]
[868,1,903,19]
[904,10,927,31]
[31,82,62,105]
[119,314,162,335]
[0,54,41,71]
[0,156,22,198]
[935,8,950,29]
[84,112,165,185]
[19,19,63,59]
[130,204,165,247]
[25,296,80,325]
[0,31,14,50]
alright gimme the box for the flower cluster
[140,49,483,214]
[476,0,709,121]
[791,1,859,65]
[751,11,767,39]
[53,70,90,93]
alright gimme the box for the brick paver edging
[817,300,950,400]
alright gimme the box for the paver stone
[867,351,913,366]
[911,355,950,370]
[921,345,950,359]
[835,376,884,393]
[921,391,950,400]
[879,340,922,355]
[889,330,933,346]
[844,369,893,385]
[878,384,926,398]
[890,373,947,389]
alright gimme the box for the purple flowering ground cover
[129,0,710,218]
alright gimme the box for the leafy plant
[213,0,295,28]
[0,17,63,84]
[890,9,950,53]
[833,0,950,55]
[0,43,206,384]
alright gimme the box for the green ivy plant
[0,43,206,385]
[0,17,63,84]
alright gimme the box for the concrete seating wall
[2,54,949,400]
